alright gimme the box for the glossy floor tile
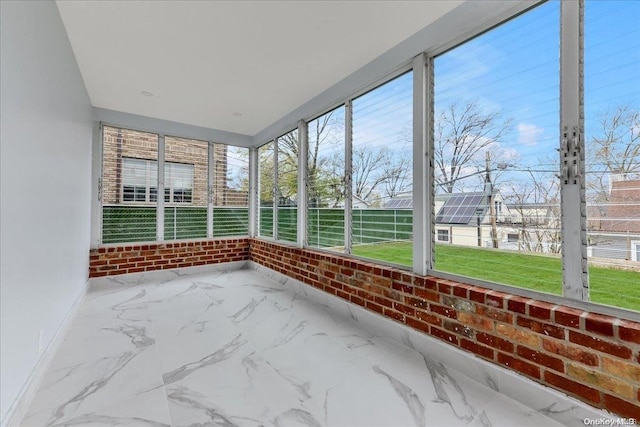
[21,266,605,426]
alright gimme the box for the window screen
[350,72,413,265]
[307,106,346,250]
[433,1,562,294]
[585,0,640,311]
[258,141,275,238]
[212,144,249,237]
[102,126,158,243]
[163,136,207,240]
[277,129,298,243]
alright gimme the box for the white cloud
[517,123,544,147]
[500,147,520,162]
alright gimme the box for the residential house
[590,179,640,261]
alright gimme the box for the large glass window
[101,127,250,243]
[258,141,275,238]
[121,158,194,205]
[585,0,640,311]
[277,129,299,243]
[212,144,249,237]
[163,136,206,240]
[433,2,562,295]
[102,126,158,243]
[165,163,194,203]
[122,158,157,203]
[351,72,413,265]
[307,106,346,250]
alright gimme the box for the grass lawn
[352,241,640,312]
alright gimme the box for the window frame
[92,1,640,318]
[632,241,640,262]
[98,127,249,244]
[164,161,194,205]
[250,0,639,318]
[121,157,157,204]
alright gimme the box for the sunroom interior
[1,0,639,426]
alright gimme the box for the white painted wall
[0,1,92,424]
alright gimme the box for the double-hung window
[121,158,193,204]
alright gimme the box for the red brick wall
[89,238,250,277]
[87,237,639,417]
[250,239,640,418]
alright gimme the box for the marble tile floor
[21,265,611,427]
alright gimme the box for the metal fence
[103,206,640,265]
[102,205,249,243]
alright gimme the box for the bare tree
[587,106,640,209]
[383,154,412,199]
[435,101,512,193]
[505,169,561,254]
[352,146,389,202]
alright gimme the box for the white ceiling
[56,1,463,136]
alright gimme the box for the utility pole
[486,152,499,249]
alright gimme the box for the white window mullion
[207,141,215,239]
[91,122,103,247]
[297,120,308,248]
[249,146,259,237]
[560,0,588,300]
[412,53,433,275]
[273,138,279,240]
[157,135,165,241]
[344,100,353,255]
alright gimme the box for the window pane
[585,0,640,311]
[134,186,147,202]
[123,186,135,202]
[212,144,249,237]
[277,129,298,243]
[433,2,561,294]
[102,126,157,243]
[170,163,194,191]
[351,71,413,265]
[163,136,207,240]
[307,106,346,250]
[259,141,275,237]
[122,158,148,188]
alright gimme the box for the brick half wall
[250,239,640,418]
[89,238,250,277]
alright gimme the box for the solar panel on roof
[435,193,485,224]
[398,199,412,208]
[384,198,413,209]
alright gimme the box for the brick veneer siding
[250,239,640,418]
[102,127,232,206]
[89,238,250,277]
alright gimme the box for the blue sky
[434,0,640,178]
[340,0,640,197]
[256,1,639,202]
